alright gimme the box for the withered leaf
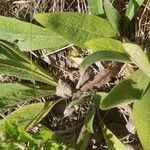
[76,66,93,89]
[81,69,111,92]
[56,79,73,98]
[80,62,122,92]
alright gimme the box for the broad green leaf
[0,59,56,85]
[133,84,150,149]
[123,43,150,78]
[34,12,117,46]
[87,0,104,15]
[0,103,47,131]
[95,92,108,101]
[84,38,124,52]
[82,51,130,65]
[0,15,69,51]
[125,0,144,21]
[104,0,121,34]
[101,122,126,149]
[0,83,55,112]
[82,38,130,65]
[100,70,149,110]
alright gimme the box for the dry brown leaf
[119,64,134,77]
[81,62,120,92]
[56,79,73,98]
[81,69,111,92]
[76,66,93,89]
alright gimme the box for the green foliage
[87,0,104,15]
[25,100,60,130]
[0,103,50,131]
[103,0,121,34]
[125,0,145,21]
[82,38,130,65]
[133,84,150,149]
[100,70,149,110]
[0,83,55,112]
[76,107,94,150]
[101,123,126,150]
[0,121,68,150]
[33,12,117,47]
[123,43,150,78]
[84,106,95,133]
[82,51,130,65]
[0,15,69,51]
[0,40,57,85]
[84,38,124,52]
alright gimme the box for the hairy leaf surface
[0,83,55,112]
[100,70,149,110]
[34,12,117,46]
[87,0,104,15]
[0,103,47,131]
[104,0,121,34]
[0,59,56,85]
[82,38,130,65]
[0,15,69,51]
[123,43,150,78]
[133,84,150,149]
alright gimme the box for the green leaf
[101,122,126,149]
[82,38,130,65]
[95,94,126,149]
[4,121,35,142]
[133,84,150,149]
[0,15,69,51]
[104,0,121,34]
[84,106,95,133]
[100,70,149,110]
[87,0,104,15]
[68,98,88,107]
[82,51,130,65]
[25,100,61,130]
[34,12,117,47]
[0,40,28,62]
[0,59,56,85]
[76,105,95,150]
[0,41,57,85]
[123,43,150,78]
[0,83,55,112]
[76,127,91,150]
[0,103,48,132]
[84,38,124,52]
[125,0,144,21]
